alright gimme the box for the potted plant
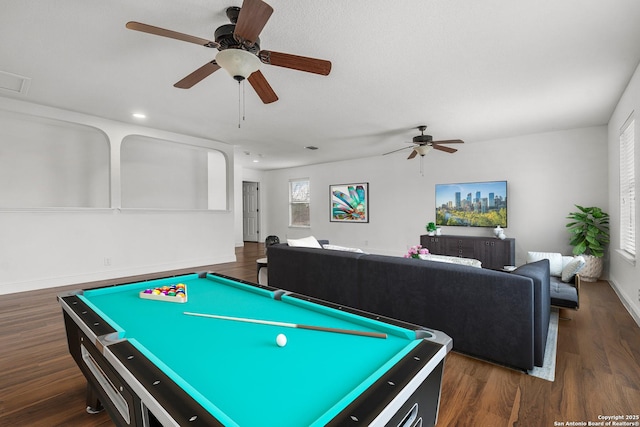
[426,222,437,236]
[566,205,610,282]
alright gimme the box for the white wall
[0,110,110,208]
[607,61,640,325]
[261,126,609,267]
[0,98,237,295]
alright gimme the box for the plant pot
[579,254,603,282]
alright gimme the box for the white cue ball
[276,333,287,347]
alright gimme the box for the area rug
[527,308,559,381]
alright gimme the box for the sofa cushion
[550,276,579,309]
[561,256,586,282]
[287,236,322,248]
[527,251,563,276]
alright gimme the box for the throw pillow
[527,251,563,277]
[561,256,574,269]
[561,256,586,282]
[287,236,322,248]
[418,253,482,268]
[322,244,365,253]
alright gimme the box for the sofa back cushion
[266,244,363,307]
[357,255,536,369]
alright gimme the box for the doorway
[242,181,260,242]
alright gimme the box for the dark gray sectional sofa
[267,243,551,371]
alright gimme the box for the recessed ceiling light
[252,159,259,163]
[132,113,146,119]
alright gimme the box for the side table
[256,257,268,285]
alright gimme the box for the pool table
[59,272,452,427]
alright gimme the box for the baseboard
[0,255,237,296]
[608,278,640,328]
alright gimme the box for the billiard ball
[276,333,287,347]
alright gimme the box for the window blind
[289,179,310,227]
[620,116,636,257]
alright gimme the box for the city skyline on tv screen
[435,181,507,227]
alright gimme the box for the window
[619,115,636,258]
[289,179,310,227]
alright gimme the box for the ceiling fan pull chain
[238,81,242,128]
[237,80,248,128]
[242,79,246,123]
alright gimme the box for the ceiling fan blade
[234,0,274,46]
[432,139,464,144]
[259,50,332,76]
[382,146,411,156]
[248,70,278,104]
[174,61,221,89]
[126,21,219,48]
[433,144,458,153]
[407,149,418,160]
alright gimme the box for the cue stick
[183,311,387,339]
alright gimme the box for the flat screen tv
[435,180,507,227]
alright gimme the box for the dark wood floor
[1,242,639,426]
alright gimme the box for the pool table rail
[282,290,453,351]
[58,272,452,427]
[60,294,228,426]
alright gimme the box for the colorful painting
[330,183,368,222]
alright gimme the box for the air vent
[0,71,31,95]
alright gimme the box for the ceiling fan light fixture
[415,145,432,156]
[215,49,260,81]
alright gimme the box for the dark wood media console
[420,234,515,270]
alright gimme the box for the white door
[243,181,259,242]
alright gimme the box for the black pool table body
[59,272,452,426]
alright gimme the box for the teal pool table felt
[80,274,422,427]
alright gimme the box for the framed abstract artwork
[330,183,368,223]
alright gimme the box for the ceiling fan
[125,0,331,104]
[384,126,464,159]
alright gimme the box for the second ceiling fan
[126,0,332,104]
[385,126,464,159]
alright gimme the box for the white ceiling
[2,0,640,170]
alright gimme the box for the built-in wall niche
[0,110,110,208]
[121,135,227,210]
